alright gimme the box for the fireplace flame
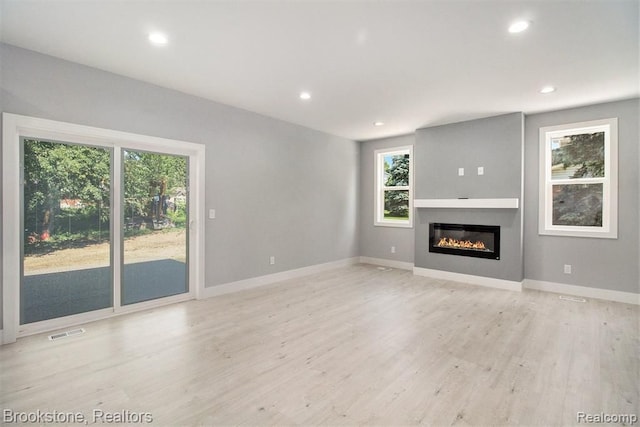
[436,237,487,251]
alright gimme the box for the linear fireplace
[429,223,500,260]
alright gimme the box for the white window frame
[374,145,413,228]
[2,113,206,344]
[538,118,618,238]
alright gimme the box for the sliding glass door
[21,138,112,324]
[122,150,188,305]
[3,113,204,343]
[19,140,191,328]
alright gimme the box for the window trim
[374,145,414,228]
[538,118,618,238]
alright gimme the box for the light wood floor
[1,264,638,426]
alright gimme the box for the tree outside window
[539,118,617,238]
[375,146,413,227]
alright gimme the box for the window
[375,146,413,227]
[2,113,205,343]
[539,118,617,238]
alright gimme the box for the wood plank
[0,264,637,425]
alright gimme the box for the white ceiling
[1,0,638,141]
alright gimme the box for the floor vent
[377,266,393,272]
[559,295,587,303]
[48,328,85,341]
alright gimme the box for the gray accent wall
[414,113,524,282]
[1,44,637,336]
[524,99,639,294]
[0,43,360,329]
[359,134,415,264]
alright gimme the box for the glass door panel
[21,139,112,324]
[122,150,188,305]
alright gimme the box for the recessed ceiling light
[299,92,311,100]
[148,32,168,46]
[540,86,556,94]
[508,20,530,34]
[374,121,385,127]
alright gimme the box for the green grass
[384,214,409,221]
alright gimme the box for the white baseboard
[413,267,523,292]
[184,255,640,305]
[359,256,414,271]
[524,279,639,305]
[0,329,4,345]
[200,257,360,299]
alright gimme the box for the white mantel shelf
[414,198,519,209]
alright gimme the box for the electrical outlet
[564,264,572,274]
[208,209,216,219]
[269,256,275,265]
[477,166,484,175]
[391,246,396,253]
[458,167,465,176]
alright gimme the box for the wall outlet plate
[458,168,464,176]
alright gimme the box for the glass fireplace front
[429,223,500,260]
